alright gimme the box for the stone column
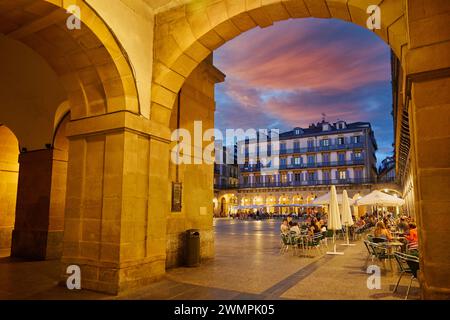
[165,56,224,268]
[405,0,450,299]
[409,77,450,299]
[0,126,19,257]
[11,148,67,259]
[61,111,170,294]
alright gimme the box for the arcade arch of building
[0,0,448,298]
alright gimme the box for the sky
[213,18,394,167]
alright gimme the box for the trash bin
[185,229,200,267]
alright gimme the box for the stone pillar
[11,148,67,260]
[409,77,450,299]
[61,111,170,294]
[0,126,19,257]
[166,56,224,268]
[406,0,450,299]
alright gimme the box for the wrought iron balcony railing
[240,159,365,172]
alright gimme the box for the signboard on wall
[172,182,182,212]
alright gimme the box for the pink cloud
[215,18,390,92]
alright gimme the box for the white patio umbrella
[340,190,355,246]
[356,190,405,206]
[313,192,356,205]
[326,185,344,255]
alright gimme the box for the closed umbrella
[340,190,355,246]
[326,185,344,255]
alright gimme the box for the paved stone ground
[0,219,420,300]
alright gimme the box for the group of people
[373,216,418,241]
[280,210,419,254]
[280,215,327,237]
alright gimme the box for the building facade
[378,155,396,183]
[213,120,378,215]
[238,120,377,189]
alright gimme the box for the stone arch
[0,125,19,257]
[0,0,139,122]
[151,0,407,125]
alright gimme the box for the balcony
[240,159,365,172]
[214,183,239,190]
[244,142,366,157]
[235,178,375,189]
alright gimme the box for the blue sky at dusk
[213,18,394,167]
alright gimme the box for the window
[307,139,314,148]
[323,170,330,181]
[295,129,300,135]
[337,137,345,145]
[280,158,287,166]
[338,153,346,163]
[339,170,347,180]
[322,153,330,163]
[307,155,315,164]
[308,172,315,181]
[294,173,301,182]
[293,141,300,151]
[280,143,286,152]
[354,151,362,159]
[323,139,330,147]
[353,136,361,144]
[281,174,287,183]
[294,157,301,165]
[243,176,249,185]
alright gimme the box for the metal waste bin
[185,229,200,267]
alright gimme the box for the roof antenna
[321,113,326,123]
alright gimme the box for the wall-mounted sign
[172,182,182,212]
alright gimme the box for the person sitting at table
[356,216,366,228]
[374,221,392,241]
[309,218,322,236]
[280,219,290,235]
[405,223,418,243]
[290,222,301,236]
[397,216,409,234]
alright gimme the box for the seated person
[280,219,290,235]
[356,216,366,228]
[290,222,301,236]
[397,216,410,234]
[405,223,418,243]
[373,221,392,241]
[309,218,322,236]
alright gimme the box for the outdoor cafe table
[381,241,404,270]
[382,241,404,254]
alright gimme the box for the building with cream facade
[214,120,379,215]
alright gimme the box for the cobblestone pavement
[0,219,420,300]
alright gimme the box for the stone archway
[151,0,407,125]
[0,125,19,257]
[0,0,162,294]
[151,0,450,299]
[0,0,139,122]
